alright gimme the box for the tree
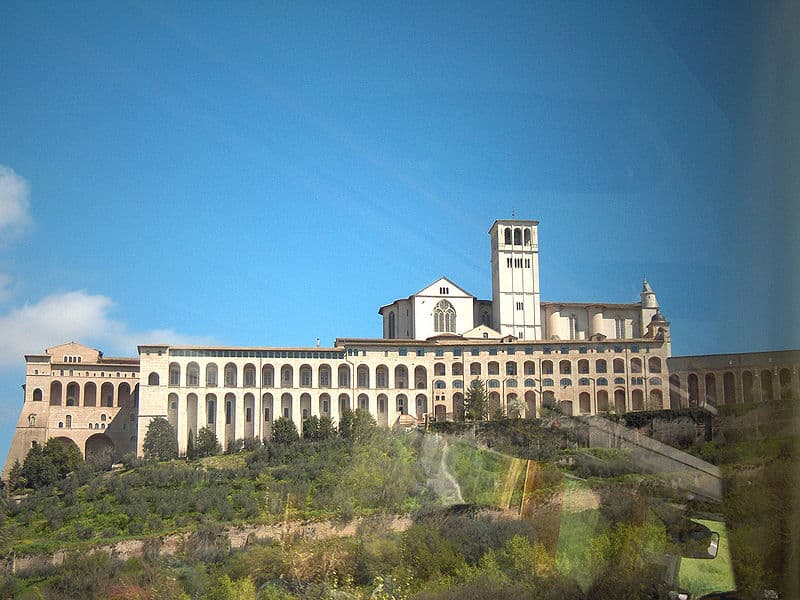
[20,438,84,489]
[186,429,195,459]
[271,416,299,446]
[302,415,320,440]
[142,417,178,461]
[465,379,488,421]
[339,408,377,441]
[7,459,24,492]
[193,427,221,458]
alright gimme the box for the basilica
[8,218,792,473]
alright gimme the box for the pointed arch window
[433,300,456,333]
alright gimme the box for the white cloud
[0,290,212,368]
[0,165,32,240]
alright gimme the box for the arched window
[779,368,792,401]
[388,312,396,339]
[319,365,331,388]
[504,228,512,245]
[560,378,572,387]
[434,363,446,376]
[376,365,388,388]
[559,360,571,375]
[32,388,43,402]
[524,378,536,387]
[243,364,256,387]
[488,361,500,375]
[579,392,591,413]
[722,372,735,404]
[470,362,481,376]
[648,357,662,373]
[434,380,446,389]
[669,374,682,409]
[578,359,589,374]
[224,363,237,387]
[148,372,160,386]
[630,358,642,373]
[742,371,754,403]
[414,366,427,389]
[357,365,370,388]
[262,365,274,387]
[168,363,181,386]
[649,390,663,410]
[452,363,463,376]
[513,228,522,245]
[65,415,72,428]
[542,361,553,374]
[338,365,350,387]
[206,363,218,387]
[524,361,535,375]
[761,370,773,401]
[579,378,590,386]
[433,300,456,333]
[487,379,500,388]
[596,359,607,373]
[688,374,699,406]
[395,365,408,389]
[597,377,608,386]
[632,389,644,411]
[300,365,312,387]
[597,390,609,412]
[281,365,293,388]
[613,358,625,373]
[506,362,517,375]
[187,362,200,387]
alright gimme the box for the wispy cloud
[0,290,212,368]
[0,165,32,241]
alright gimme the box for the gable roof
[413,276,474,298]
[379,276,476,314]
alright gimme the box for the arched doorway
[85,433,115,465]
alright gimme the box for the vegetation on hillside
[0,401,795,599]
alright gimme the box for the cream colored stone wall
[138,338,671,454]
[3,343,140,477]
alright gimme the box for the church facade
[4,218,682,470]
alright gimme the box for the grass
[678,519,736,597]
[445,440,514,506]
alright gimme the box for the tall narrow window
[569,314,577,340]
[388,312,396,339]
[433,300,456,333]
[615,317,625,339]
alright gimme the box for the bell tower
[489,220,542,340]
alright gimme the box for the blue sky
[0,1,797,462]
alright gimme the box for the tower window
[516,302,523,310]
